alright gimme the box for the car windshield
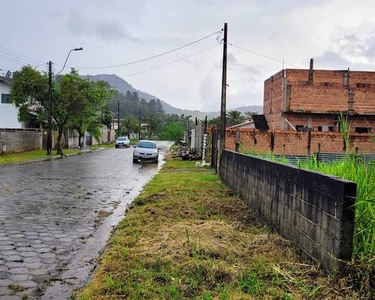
[137,141,156,149]
[117,137,128,141]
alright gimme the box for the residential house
[0,76,24,128]
[263,59,375,133]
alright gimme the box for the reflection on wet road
[0,142,170,300]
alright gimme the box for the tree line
[10,66,193,153]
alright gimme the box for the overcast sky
[1,0,375,111]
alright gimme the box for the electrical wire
[0,50,41,67]
[0,52,47,72]
[3,44,219,88]
[0,29,221,73]
[0,53,34,67]
[65,29,222,70]
[0,45,44,64]
[229,43,302,68]
[122,44,220,78]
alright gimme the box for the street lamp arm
[54,47,83,78]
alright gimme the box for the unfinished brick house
[263,59,375,133]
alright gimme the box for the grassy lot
[0,144,115,165]
[0,149,81,165]
[75,158,367,300]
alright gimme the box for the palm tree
[227,110,245,126]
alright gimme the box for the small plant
[238,258,266,296]
[9,284,27,292]
[196,203,206,215]
[104,274,121,292]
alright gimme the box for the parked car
[133,140,159,163]
[115,136,130,148]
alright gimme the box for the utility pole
[219,23,228,161]
[47,61,52,155]
[138,107,141,140]
[117,99,120,138]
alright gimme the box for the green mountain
[84,74,263,119]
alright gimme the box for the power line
[0,51,47,72]
[0,49,42,67]
[229,43,302,68]
[67,29,222,70]
[0,53,34,67]
[0,45,44,64]
[122,44,220,78]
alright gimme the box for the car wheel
[115,145,118,148]
[133,158,138,163]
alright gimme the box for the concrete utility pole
[117,99,120,137]
[138,107,141,140]
[219,23,228,159]
[47,61,52,155]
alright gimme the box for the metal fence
[273,152,375,167]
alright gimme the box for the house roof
[0,76,11,86]
[228,120,254,129]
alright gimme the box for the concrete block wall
[220,150,356,272]
[0,129,42,153]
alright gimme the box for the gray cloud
[226,53,262,75]
[313,51,374,71]
[365,36,375,57]
[200,77,221,111]
[67,9,139,42]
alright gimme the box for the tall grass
[301,156,375,266]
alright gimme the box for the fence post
[235,128,240,152]
[307,130,311,155]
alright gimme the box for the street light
[47,47,83,155]
[54,47,83,78]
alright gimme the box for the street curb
[0,147,109,168]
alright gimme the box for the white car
[133,140,159,163]
[115,136,130,148]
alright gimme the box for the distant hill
[84,74,263,119]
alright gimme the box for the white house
[0,76,23,128]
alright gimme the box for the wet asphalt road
[0,143,170,300]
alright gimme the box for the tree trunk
[78,131,84,149]
[57,128,63,156]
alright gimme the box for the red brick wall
[286,69,375,113]
[273,130,308,155]
[283,113,338,130]
[310,132,344,153]
[263,69,375,131]
[264,71,284,130]
[289,85,349,112]
[226,129,375,155]
[352,89,375,113]
[226,129,271,152]
[284,113,375,132]
[286,69,375,86]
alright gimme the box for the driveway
[0,143,170,300]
